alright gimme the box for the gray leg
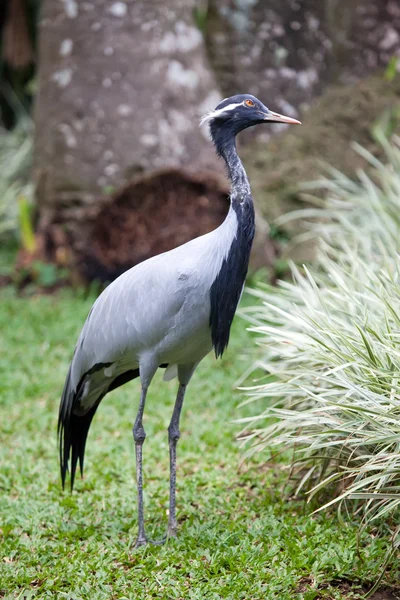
[133,385,148,547]
[167,382,187,537]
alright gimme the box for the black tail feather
[59,400,102,490]
[58,366,140,490]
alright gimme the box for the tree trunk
[206,0,400,122]
[33,0,232,281]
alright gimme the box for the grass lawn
[0,287,398,599]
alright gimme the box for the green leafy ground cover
[0,288,398,599]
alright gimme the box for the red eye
[245,99,254,107]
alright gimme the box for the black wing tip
[58,397,101,493]
[57,364,91,493]
[58,414,88,492]
[58,418,71,491]
[214,344,228,359]
[57,364,141,492]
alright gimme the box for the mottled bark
[32,0,229,279]
[32,0,279,281]
[33,0,223,218]
[207,0,400,121]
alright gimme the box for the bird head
[200,94,301,140]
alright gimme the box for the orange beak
[263,110,301,125]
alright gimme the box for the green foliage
[193,2,209,33]
[0,290,397,598]
[28,261,68,288]
[0,120,33,241]
[240,138,400,586]
[384,57,399,83]
[371,107,400,145]
[18,194,36,253]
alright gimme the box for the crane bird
[58,94,301,546]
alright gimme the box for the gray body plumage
[64,206,238,417]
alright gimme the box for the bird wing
[57,246,200,488]
[67,219,236,396]
[58,213,237,488]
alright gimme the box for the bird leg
[133,385,148,547]
[167,383,187,538]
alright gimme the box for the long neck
[208,127,256,358]
[220,141,252,207]
[211,127,252,208]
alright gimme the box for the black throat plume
[208,122,255,357]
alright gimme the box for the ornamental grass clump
[240,136,400,571]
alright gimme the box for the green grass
[0,287,398,599]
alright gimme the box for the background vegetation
[241,136,400,595]
[1,1,400,598]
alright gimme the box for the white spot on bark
[104,164,119,176]
[159,32,176,53]
[169,109,191,133]
[141,20,158,32]
[307,15,319,32]
[279,67,297,79]
[104,150,114,160]
[290,21,301,31]
[104,46,114,56]
[52,68,73,87]
[380,26,400,50]
[158,119,185,157]
[264,68,277,79]
[59,124,77,148]
[231,12,249,32]
[117,104,132,116]
[159,22,202,53]
[102,78,112,88]
[109,2,127,17]
[166,61,199,89]
[72,120,84,131]
[272,24,284,36]
[297,68,318,89]
[140,134,158,147]
[59,39,73,56]
[62,0,78,18]
[93,105,105,120]
[91,22,102,31]
[277,99,297,117]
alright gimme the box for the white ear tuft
[199,102,243,128]
[199,111,215,127]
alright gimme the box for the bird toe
[149,534,167,546]
[134,536,148,548]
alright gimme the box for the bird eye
[244,99,255,107]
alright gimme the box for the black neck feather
[209,126,255,357]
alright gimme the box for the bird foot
[134,534,167,548]
[167,525,178,539]
[134,535,148,548]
